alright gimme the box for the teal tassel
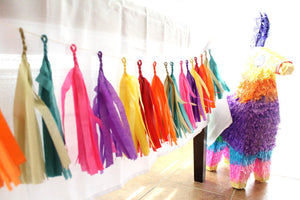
[170,62,193,133]
[164,62,193,138]
[36,35,71,179]
[208,49,230,99]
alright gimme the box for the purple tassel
[186,62,201,122]
[93,51,137,167]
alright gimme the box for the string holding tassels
[93,51,137,168]
[35,34,72,179]
[61,44,104,175]
[119,57,150,156]
[138,60,161,150]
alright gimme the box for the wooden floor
[98,139,300,200]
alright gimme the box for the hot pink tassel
[178,61,196,129]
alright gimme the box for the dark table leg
[193,127,207,182]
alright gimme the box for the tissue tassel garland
[36,35,71,179]
[164,62,192,138]
[61,44,103,174]
[137,60,161,150]
[119,58,150,156]
[93,52,137,167]
[178,61,196,129]
[14,28,71,184]
[0,109,26,190]
[151,62,177,145]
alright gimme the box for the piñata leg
[229,147,256,189]
[253,151,272,182]
[223,146,230,165]
[206,136,227,171]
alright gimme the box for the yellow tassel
[119,58,150,156]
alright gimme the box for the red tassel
[137,60,162,150]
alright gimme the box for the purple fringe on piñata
[221,94,280,156]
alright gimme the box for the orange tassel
[199,55,216,113]
[151,62,177,145]
[0,109,26,190]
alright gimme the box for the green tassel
[208,49,230,99]
[36,35,72,179]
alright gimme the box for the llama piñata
[206,13,294,189]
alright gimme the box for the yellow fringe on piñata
[236,47,287,103]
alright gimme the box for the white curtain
[1,0,300,199]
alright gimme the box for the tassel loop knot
[121,57,127,73]
[180,60,183,73]
[19,28,27,57]
[153,61,157,75]
[164,62,169,75]
[41,34,48,55]
[170,62,174,75]
[97,51,103,71]
[185,60,189,71]
[137,60,142,76]
[70,44,78,67]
